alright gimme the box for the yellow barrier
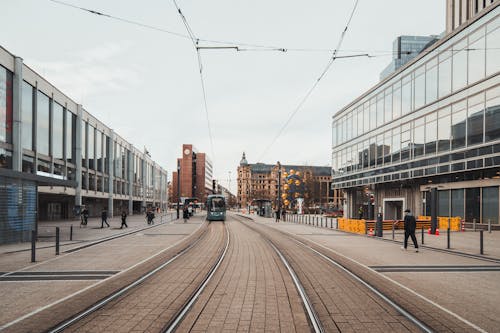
[418,216,462,231]
[338,218,366,234]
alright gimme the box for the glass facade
[21,82,33,150]
[53,102,64,160]
[332,9,500,188]
[0,66,13,144]
[36,91,50,156]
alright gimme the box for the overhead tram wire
[172,0,215,163]
[257,0,360,163]
[45,1,496,56]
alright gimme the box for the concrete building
[171,144,213,205]
[380,35,439,81]
[237,153,341,211]
[332,3,499,222]
[0,45,168,244]
[447,0,498,33]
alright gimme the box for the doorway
[383,198,405,221]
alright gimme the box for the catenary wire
[172,0,216,163]
[257,0,360,163]
[46,0,496,56]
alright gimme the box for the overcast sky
[2,0,445,193]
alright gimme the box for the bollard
[480,230,484,255]
[321,217,323,228]
[70,225,73,241]
[31,230,36,262]
[55,227,60,255]
[447,228,450,249]
[421,227,424,245]
[488,219,492,233]
[392,222,395,240]
[473,218,476,232]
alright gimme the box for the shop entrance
[383,198,405,221]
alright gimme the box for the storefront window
[438,190,450,217]
[21,82,33,150]
[451,189,464,218]
[36,92,50,156]
[53,102,64,160]
[482,187,499,224]
[465,187,480,222]
[0,66,13,144]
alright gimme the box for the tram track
[0,219,227,333]
[233,214,473,332]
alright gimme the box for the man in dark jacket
[101,208,110,228]
[402,208,419,252]
[120,210,128,229]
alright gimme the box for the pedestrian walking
[358,206,364,220]
[402,208,419,252]
[81,206,89,227]
[275,208,280,222]
[120,210,128,229]
[188,204,193,217]
[183,205,189,223]
[281,209,287,221]
[101,208,110,228]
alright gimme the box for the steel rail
[46,227,208,333]
[232,215,324,333]
[162,222,230,333]
[290,237,433,333]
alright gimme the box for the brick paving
[1,217,208,333]
[176,218,310,333]
[237,216,422,333]
[61,222,227,333]
[247,213,499,332]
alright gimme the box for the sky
[1,0,445,193]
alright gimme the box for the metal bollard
[31,230,36,262]
[488,219,492,233]
[473,218,476,232]
[70,225,73,241]
[447,228,450,249]
[480,230,484,255]
[421,227,424,245]
[55,227,60,255]
[392,222,395,240]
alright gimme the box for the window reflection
[53,103,64,160]
[438,55,452,97]
[451,102,467,149]
[21,81,33,150]
[467,94,485,146]
[486,26,499,76]
[468,34,486,84]
[36,92,50,156]
[452,43,468,92]
[0,66,12,144]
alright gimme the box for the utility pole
[277,161,281,221]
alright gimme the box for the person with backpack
[402,208,419,252]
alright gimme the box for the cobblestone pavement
[248,213,500,332]
[0,216,206,332]
[176,217,310,333]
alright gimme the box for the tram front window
[210,198,225,212]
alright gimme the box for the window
[96,130,102,172]
[82,122,87,168]
[451,189,464,218]
[438,51,452,98]
[468,29,486,84]
[413,118,425,157]
[414,66,425,109]
[52,103,64,160]
[467,93,484,146]
[88,126,94,170]
[363,102,370,133]
[425,114,437,155]
[486,24,500,76]
[384,89,392,124]
[369,98,376,130]
[465,187,480,222]
[36,92,50,156]
[482,187,499,224]
[392,128,401,162]
[426,61,438,104]
[438,111,451,152]
[451,101,467,149]
[401,75,412,115]
[438,190,450,217]
[376,94,384,128]
[66,110,74,163]
[0,66,13,144]
[392,81,402,120]
[21,82,33,150]
[485,87,500,141]
[452,40,468,92]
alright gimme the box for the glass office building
[332,4,499,223]
[0,45,168,244]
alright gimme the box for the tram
[206,194,226,221]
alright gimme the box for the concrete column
[108,130,114,217]
[142,158,146,211]
[128,144,133,214]
[12,57,23,172]
[75,105,83,207]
